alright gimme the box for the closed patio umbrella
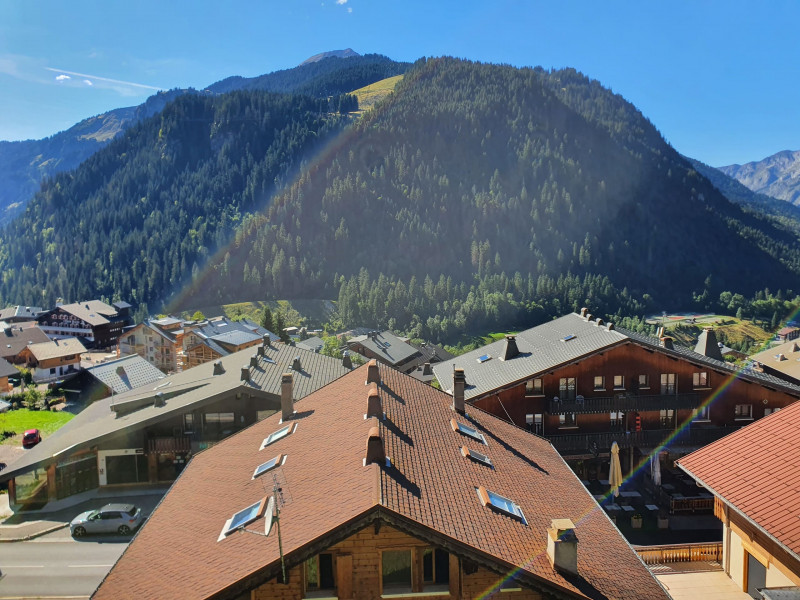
[651,451,662,487]
[609,441,623,498]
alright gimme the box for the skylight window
[253,454,283,479]
[260,423,295,449]
[223,497,266,536]
[477,486,526,523]
[561,334,577,342]
[451,419,487,445]
[461,446,493,467]
[477,354,491,363]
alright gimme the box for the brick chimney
[500,335,519,361]
[281,373,293,421]
[547,519,578,575]
[365,423,386,465]
[367,383,382,419]
[453,368,466,414]
[366,359,380,385]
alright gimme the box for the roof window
[477,486,526,523]
[222,497,267,536]
[253,454,284,479]
[260,423,295,449]
[461,446,493,467]
[451,419,487,445]
[477,354,491,363]
[561,334,577,342]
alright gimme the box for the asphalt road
[0,532,128,599]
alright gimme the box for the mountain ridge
[719,149,800,205]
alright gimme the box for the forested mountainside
[207,53,410,97]
[2,57,799,342]
[0,91,349,317]
[719,149,800,206]
[0,55,407,224]
[0,89,197,224]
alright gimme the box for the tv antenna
[238,468,292,583]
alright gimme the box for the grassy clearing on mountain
[0,409,74,446]
[352,75,403,112]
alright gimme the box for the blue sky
[0,0,797,166]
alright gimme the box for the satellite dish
[264,496,275,535]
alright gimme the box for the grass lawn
[352,75,404,112]
[0,409,74,445]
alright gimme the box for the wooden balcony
[634,542,722,565]
[547,392,702,415]
[547,426,738,455]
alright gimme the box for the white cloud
[336,0,347,4]
[55,74,71,81]
[347,6,352,12]
[83,79,93,86]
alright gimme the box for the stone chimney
[250,354,258,368]
[580,307,588,318]
[367,384,382,419]
[281,373,293,421]
[366,359,380,385]
[342,352,353,369]
[292,356,302,372]
[365,423,386,465]
[660,336,674,350]
[213,360,225,376]
[422,362,432,376]
[240,365,250,382]
[547,519,578,575]
[453,368,466,415]
[257,344,265,357]
[694,327,724,361]
[500,335,519,361]
[263,334,272,348]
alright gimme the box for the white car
[70,503,142,537]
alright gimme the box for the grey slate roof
[210,330,261,347]
[0,306,43,321]
[432,312,800,401]
[350,330,419,366]
[693,328,724,361]
[0,356,18,379]
[433,313,627,400]
[0,343,353,481]
[296,336,324,353]
[0,323,51,359]
[86,355,166,395]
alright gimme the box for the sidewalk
[0,484,170,542]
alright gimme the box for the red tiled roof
[677,400,800,560]
[94,364,667,600]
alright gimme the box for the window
[638,374,650,388]
[764,407,781,416]
[253,454,283,478]
[183,413,195,433]
[559,377,576,401]
[50,368,56,374]
[223,498,265,536]
[477,486,526,522]
[559,412,577,428]
[205,412,235,424]
[305,553,335,594]
[693,406,710,421]
[525,377,543,395]
[423,548,450,588]
[261,423,295,449]
[526,413,543,435]
[693,372,709,388]
[613,375,625,389]
[382,550,412,592]
[451,419,487,444]
[735,404,753,419]
[660,373,676,394]
[610,411,623,428]
[593,376,605,391]
[660,409,674,427]
[461,446,493,468]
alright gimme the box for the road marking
[67,564,114,568]
[4,565,45,568]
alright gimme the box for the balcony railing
[634,542,722,565]
[547,426,738,455]
[547,392,701,415]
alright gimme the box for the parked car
[70,503,143,537]
[22,429,41,448]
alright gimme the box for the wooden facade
[253,524,540,600]
[120,322,182,373]
[472,341,800,468]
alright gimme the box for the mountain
[0,55,409,224]
[300,48,360,65]
[0,89,197,225]
[719,149,800,205]
[2,57,799,342]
